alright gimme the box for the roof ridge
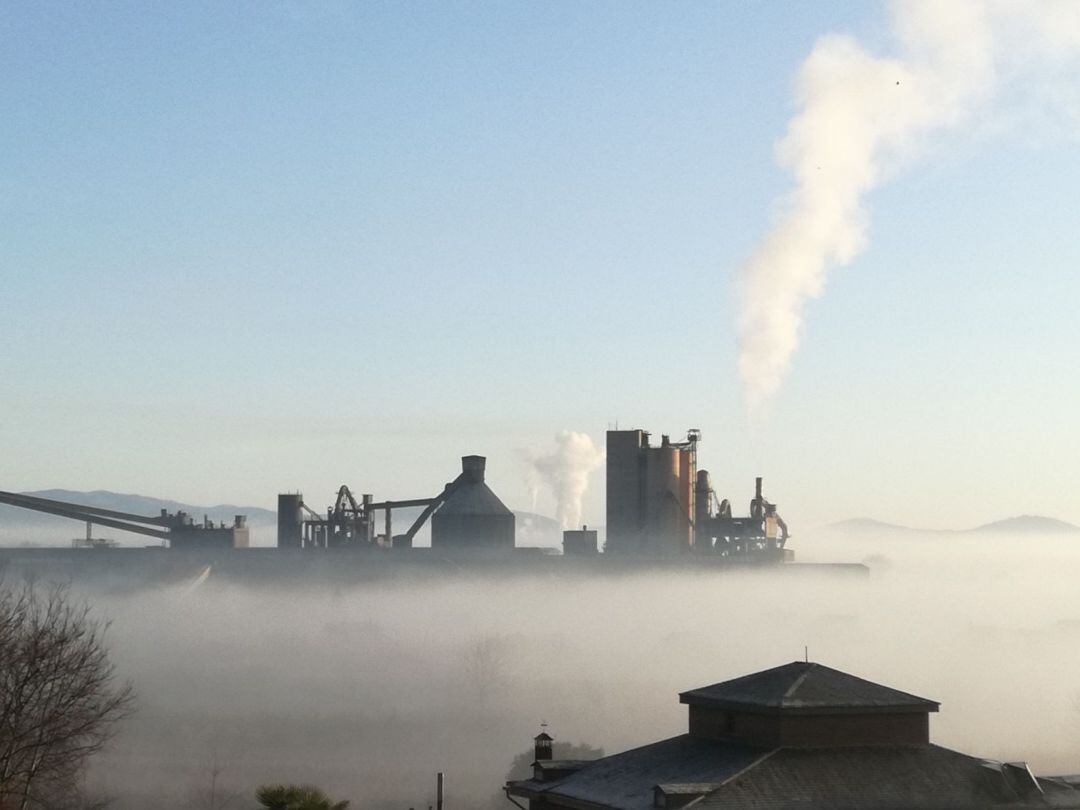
[781,663,815,701]
[716,748,781,788]
[678,749,782,810]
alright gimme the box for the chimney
[534,730,553,762]
[462,455,486,483]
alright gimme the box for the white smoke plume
[738,0,1080,412]
[526,431,605,529]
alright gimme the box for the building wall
[688,705,929,747]
[689,705,780,744]
[778,712,930,747]
[430,513,514,549]
[170,527,246,550]
[277,493,303,549]
[563,529,598,554]
[606,430,646,552]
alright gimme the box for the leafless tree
[187,750,240,810]
[462,634,510,698]
[0,578,135,809]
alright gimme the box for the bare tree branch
[0,579,135,809]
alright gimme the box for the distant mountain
[971,515,1080,534]
[825,518,920,534]
[0,489,276,528]
[825,514,1079,536]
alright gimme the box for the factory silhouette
[0,428,792,564]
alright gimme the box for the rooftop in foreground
[507,660,1080,810]
[679,660,940,715]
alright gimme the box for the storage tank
[277,493,304,549]
[645,437,689,552]
[431,456,515,550]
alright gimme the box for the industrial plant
[0,427,792,566]
[0,490,249,549]
[605,429,789,557]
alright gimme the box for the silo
[645,436,684,551]
[277,493,304,549]
[431,456,515,550]
[605,429,697,554]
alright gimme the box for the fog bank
[42,531,1080,807]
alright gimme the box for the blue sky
[2,2,1078,530]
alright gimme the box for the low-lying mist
[48,531,1080,807]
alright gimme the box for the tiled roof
[679,661,939,715]
[509,741,1080,810]
[698,745,1077,809]
[507,735,767,810]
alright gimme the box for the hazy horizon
[3,1,1080,530]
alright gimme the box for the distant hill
[971,515,1080,534]
[826,514,1079,536]
[825,518,921,535]
[1,489,277,525]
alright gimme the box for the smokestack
[436,772,444,810]
[462,455,486,483]
[756,477,763,501]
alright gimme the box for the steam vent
[431,455,515,550]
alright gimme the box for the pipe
[0,493,169,539]
[0,490,168,526]
[402,473,467,543]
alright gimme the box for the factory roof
[509,738,1079,810]
[679,661,940,715]
[435,481,513,517]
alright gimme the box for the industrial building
[605,430,698,553]
[276,455,514,551]
[0,490,248,549]
[430,455,515,550]
[605,428,789,557]
[0,428,794,563]
[506,661,1080,809]
[562,526,598,555]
